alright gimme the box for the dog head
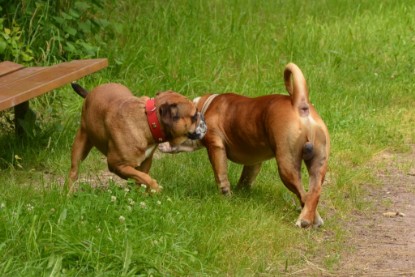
[156,91,207,146]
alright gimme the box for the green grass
[1,0,415,275]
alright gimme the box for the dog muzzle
[187,113,207,140]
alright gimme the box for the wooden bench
[0,58,108,135]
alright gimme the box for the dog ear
[159,103,179,124]
[156,90,174,97]
[158,103,179,140]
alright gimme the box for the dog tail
[284,63,310,117]
[284,63,318,161]
[71,82,89,98]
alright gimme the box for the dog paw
[147,181,162,194]
[295,215,324,228]
[220,187,233,196]
[158,142,175,153]
[148,187,161,194]
[295,219,312,228]
[66,180,79,196]
[313,213,324,228]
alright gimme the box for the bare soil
[333,146,415,276]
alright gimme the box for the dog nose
[188,113,207,140]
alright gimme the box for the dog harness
[201,94,219,115]
[145,98,166,142]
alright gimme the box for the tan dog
[68,83,207,193]
[160,63,330,228]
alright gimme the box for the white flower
[111,196,117,202]
[124,187,130,193]
[0,203,5,209]
[156,201,161,205]
[26,204,34,212]
[140,202,147,209]
[141,184,147,190]
[127,198,135,206]
[119,215,126,223]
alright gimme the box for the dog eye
[191,113,198,123]
[173,115,180,121]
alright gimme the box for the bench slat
[0,61,24,77]
[0,67,45,86]
[0,58,108,111]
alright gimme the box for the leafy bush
[0,15,34,63]
[0,0,113,63]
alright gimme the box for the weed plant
[0,0,114,63]
[1,0,415,275]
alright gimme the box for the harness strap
[201,94,219,115]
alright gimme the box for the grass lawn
[1,0,415,275]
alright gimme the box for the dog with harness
[159,63,330,228]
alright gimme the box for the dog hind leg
[68,129,93,193]
[302,148,328,228]
[276,154,320,227]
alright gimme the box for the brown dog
[159,63,330,228]
[68,83,207,193]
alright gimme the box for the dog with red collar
[159,63,330,228]
[68,83,206,194]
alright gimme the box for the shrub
[0,0,113,63]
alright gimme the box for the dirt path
[334,145,415,276]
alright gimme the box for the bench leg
[14,101,30,136]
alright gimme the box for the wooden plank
[0,58,108,111]
[0,67,45,86]
[0,61,24,77]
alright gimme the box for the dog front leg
[136,157,153,174]
[207,145,231,195]
[110,164,161,193]
[158,140,204,153]
[236,163,262,190]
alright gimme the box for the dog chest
[134,144,157,166]
[145,145,156,158]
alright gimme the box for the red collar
[145,98,166,142]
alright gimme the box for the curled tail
[71,82,89,98]
[284,63,310,117]
[284,63,316,160]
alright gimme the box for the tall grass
[1,0,415,275]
